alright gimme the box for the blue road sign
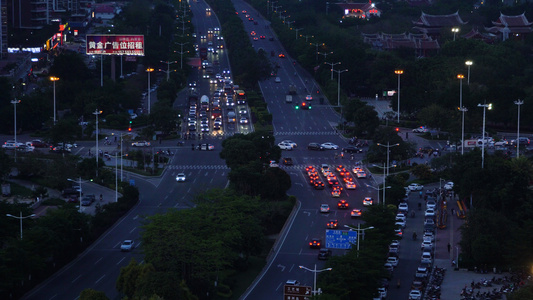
[325,230,357,249]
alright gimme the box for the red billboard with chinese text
[86,35,144,56]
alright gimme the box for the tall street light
[333,69,348,107]
[452,27,459,41]
[93,109,102,176]
[377,142,400,178]
[371,163,392,205]
[68,177,90,213]
[457,74,465,154]
[459,106,468,155]
[465,60,473,85]
[310,42,323,63]
[146,68,154,114]
[366,182,391,206]
[477,103,492,169]
[324,61,340,80]
[50,76,59,124]
[120,132,132,181]
[344,224,375,256]
[6,211,36,239]
[514,99,524,158]
[294,28,303,39]
[394,70,403,123]
[298,264,332,295]
[11,99,20,162]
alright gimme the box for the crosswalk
[274,131,338,136]
[167,165,229,170]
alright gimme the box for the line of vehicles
[2,139,79,153]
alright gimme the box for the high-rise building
[0,0,7,59]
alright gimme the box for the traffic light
[295,104,299,109]
[128,120,132,132]
[395,127,399,132]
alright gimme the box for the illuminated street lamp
[514,99,524,158]
[146,68,155,114]
[452,27,460,41]
[465,60,473,85]
[298,264,332,295]
[93,109,102,176]
[394,70,403,123]
[324,61,340,80]
[49,76,59,124]
[294,28,303,39]
[477,103,493,169]
[332,69,348,107]
[6,211,36,239]
[344,224,374,256]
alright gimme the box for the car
[320,142,338,150]
[421,251,432,264]
[395,228,403,238]
[238,108,248,114]
[248,17,254,21]
[423,231,435,242]
[444,181,454,190]
[320,204,330,213]
[198,144,215,151]
[250,31,256,36]
[278,142,293,150]
[355,170,367,178]
[326,220,338,229]
[384,262,394,272]
[412,126,428,133]
[17,144,35,152]
[426,199,437,210]
[308,143,324,150]
[309,238,321,248]
[188,81,197,87]
[275,77,281,83]
[313,180,325,190]
[387,256,399,267]
[350,209,362,218]
[269,160,279,168]
[416,264,429,278]
[408,183,424,191]
[260,35,266,39]
[421,240,433,250]
[331,189,341,197]
[342,146,363,154]
[424,218,435,226]
[409,289,422,300]
[253,37,259,41]
[398,202,409,212]
[318,248,332,260]
[411,280,425,291]
[31,140,49,148]
[239,117,249,124]
[176,173,186,182]
[281,140,297,148]
[377,287,387,299]
[337,199,349,209]
[282,157,293,165]
[286,279,300,286]
[389,243,399,253]
[346,181,356,189]
[50,147,71,153]
[278,53,285,58]
[200,35,207,39]
[363,197,373,206]
[132,141,150,147]
[425,208,436,218]
[205,7,211,12]
[121,240,135,251]
[395,220,406,228]
[396,213,406,222]
[81,197,93,206]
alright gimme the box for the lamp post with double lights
[146,68,154,114]
[366,181,391,206]
[318,51,333,61]
[93,109,102,176]
[394,70,403,123]
[344,224,375,256]
[457,74,465,154]
[294,28,303,39]
[49,76,59,124]
[11,99,20,162]
[477,103,492,169]
[514,99,523,158]
[377,142,400,178]
[68,177,90,213]
[298,264,332,295]
[333,68,348,107]
[6,211,36,239]
[459,106,468,155]
[324,61,340,81]
[310,42,324,63]
[465,60,473,85]
[452,27,459,41]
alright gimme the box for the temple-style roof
[463,28,496,43]
[492,12,533,27]
[361,31,440,54]
[413,11,467,27]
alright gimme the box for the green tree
[79,288,110,300]
[410,164,433,181]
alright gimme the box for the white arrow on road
[277,264,286,272]
[303,211,311,216]
[295,183,303,187]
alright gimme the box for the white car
[426,200,437,210]
[425,208,435,218]
[239,108,248,114]
[444,181,454,190]
[321,142,338,150]
[421,252,432,264]
[269,160,279,167]
[120,240,135,251]
[363,197,373,206]
[387,256,399,267]
[421,240,433,250]
[281,140,297,148]
[398,202,409,212]
[396,213,406,222]
[377,287,387,299]
[408,183,424,191]
[423,232,435,242]
[275,77,281,83]
[278,142,293,150]
[412,126,428,133]
[355,170,367,178]
[239,117,249,124]
[132,141,150,147]
[395,220,406,229]
[409,289,422,300]
[320,204,330,213]
[176,173,186,182]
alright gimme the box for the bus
[200,95,210,111]
[236,90,246,105]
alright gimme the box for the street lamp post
[514,99,524,158]
[175,42,188,70]
[371,163,392,205]
[344,224,375,256]
[332,69,348,107]
[298,264,332,295]
[120,132,132,181]
[68,177,89,213]
[294,28,303,39]
[366,182,391,206]
[460,106,468,155]
[465,61,473,85]
[160,60,178,80]
[6,211,36,239]
[324,61,340,80]
[310,42,323,63]
[50,76,59,124]
[477,103,492,169]
[11,99,20,162]
[146,68,154,114]
[394,70,403,124]
[452,27,460,41]
[93,109,102,176]
[377,142,400,178]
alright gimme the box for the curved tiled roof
[413,11,467,27]
[492,12,533,27]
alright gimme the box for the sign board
[284,285,312,300]
[86,35,144,56]
[325,229,357,249]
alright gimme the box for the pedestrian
[448,243,451,253]
[451,208,455,216]
[99,194,103,202]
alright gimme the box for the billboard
[86,35,144,56]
